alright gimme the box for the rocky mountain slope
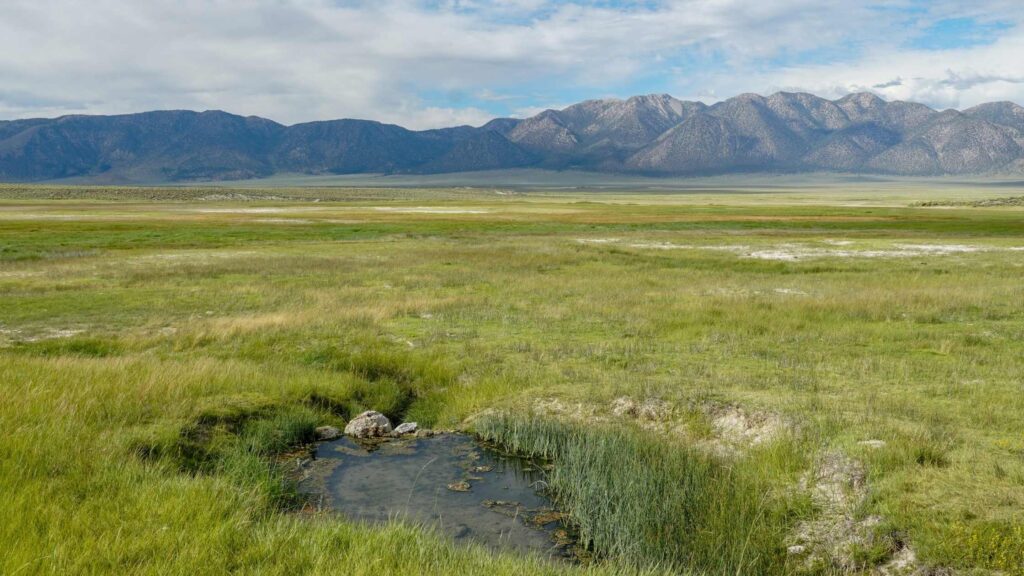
[1,93,1023,182]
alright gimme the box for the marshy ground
[1,183,1022,574]
[299,432,573,559]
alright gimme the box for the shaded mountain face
[273,120,447,174]
[802,123,902,171]
[0,111,285,181]
[706,93,808,163]
[506,110,578,155]
[867,112,1022,175]
[964,102,1024,146]
[628,114,747,173]
[566,94,701,148]
[418,130,538,173]
[504,94,705,168]
[1,92,1023,182]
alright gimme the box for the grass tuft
[474,413,802,574]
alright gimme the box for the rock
[344,411,393,438]
[315,425,341,440]
[393,422,418,435]
[530,509,563,526]
[787,545,807,555]
[447,480,471,492]
[553,528,573,547]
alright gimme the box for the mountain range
[2,92,1024,182]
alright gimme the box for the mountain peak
[964,101,1024,119]
[1,91,1022,182]
[733,92,768,103]
[838,92,886,108]
[627,93,677,103]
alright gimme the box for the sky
[1,0,1023,129]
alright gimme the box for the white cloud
[0,1,1021,128]
[740,32,1024,110]
[403,106,496,129]
[511,104,566,118]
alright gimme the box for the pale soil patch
[127,250,260,263]
[791,452,873,570]
[790,452,925,575]
[585,239,1003,261]
[707,404,787,449]
[742,243,986,261]
[1,327,85,344]
[531,396,790,457]
[198,193,289,201]
[202,312,307,335]
[0,213,131,220]
[627,242,700,250]
[609,397,673,421]
[0,270,44,278]
[743,249,804,261]
[893,244,984,254]
[877,546,922,576]
[371,207,488,214]
[40,329,84,340]
[858,440,887,449]
[251,218,314,224]
[190,207,322,214]
[701,287,753,297]
[532,398,605,422]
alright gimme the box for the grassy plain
[1,183,1023,575]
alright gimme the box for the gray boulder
[344,411,393,438]
[393,422,418,436]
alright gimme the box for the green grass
[1,185,1023,574]
[474,414,806,574]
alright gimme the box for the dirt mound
[790,452,925,574]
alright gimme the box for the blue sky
[908,16,1013,50]
[1,1,1023,128]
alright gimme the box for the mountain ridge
[2,92,1023,182]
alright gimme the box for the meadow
[1,183,1023,575]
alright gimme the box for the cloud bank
[1,0,1022,128]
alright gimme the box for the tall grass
[475,414,800,574]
